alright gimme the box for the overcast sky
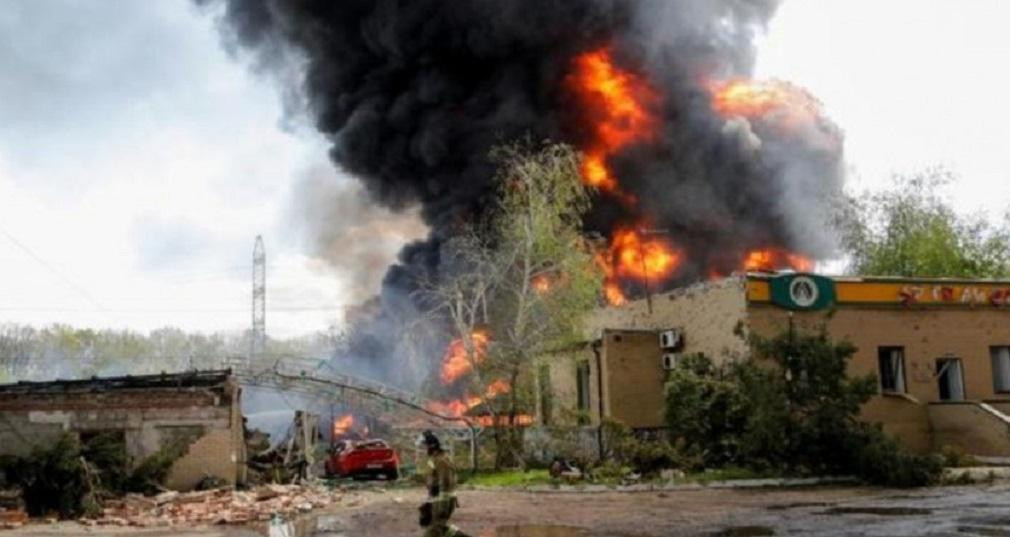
[1,1,1008,338]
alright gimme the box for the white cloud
[0,1,357,338]
[757,0,1010,217]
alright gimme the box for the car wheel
[387,469,399,480]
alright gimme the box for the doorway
[936,358,965,401]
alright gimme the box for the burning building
[539,272,1010,460]
[204,0,844,387]
[0,370,245,491]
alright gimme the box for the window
[538,364,553,426]
[936,358,966,401]
[576,361,591,424]
[877,347,906,393]
[992,346,1010,393]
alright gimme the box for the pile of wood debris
[80,484,348,528]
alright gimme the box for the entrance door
[936,358,965,401]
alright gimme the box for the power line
[0,225,108,313]
[0,306,337,313]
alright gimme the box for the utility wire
[0,306,337,313]
[0,225,108,314]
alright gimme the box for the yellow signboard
[747,277,1010,308]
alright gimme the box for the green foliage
[0,321,340,381]
[421,141,604,469]
[464,469,552,487]
[664,354,748,466]
[664,327,942,487]
[80,432,129,494]
[939,444,979,468]
[602,419,701,476]
[125,445,183,495]
[0,431,189,517]
[3,434,96,518]
[837,168,1010,278]
[845,425,943,488]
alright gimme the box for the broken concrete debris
[78,484,346,528]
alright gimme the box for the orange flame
[332,414,354,438]
[595,227,680,306]
[742,248,814,273]
[531,274,551,294]
[610,228,681,280]
[603,280,627,306]
[568,48,659,199]
[710,79,823,133]
[440,331,489,385]
[427,379,515,419]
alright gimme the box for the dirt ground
[319,486,914,536]
[9,483,1010,536]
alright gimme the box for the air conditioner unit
[661,353,680,371]
[659,329,682,350]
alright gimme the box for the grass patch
[682,467,780,485]
[463,469,553,487]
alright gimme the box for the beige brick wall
[928,402,1010,457]
[748,306,1010,405]
[861,395,932,453]
[748,305,1010,452]
[600,330,666,428]
[165,428,240,490]
[586,276,750,365]
[541,277,751,428]
[540,350,583,424]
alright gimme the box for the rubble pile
[82,484,345,528]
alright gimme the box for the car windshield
[356,440,388,450]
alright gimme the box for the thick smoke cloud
[203,0,843,384]
[290,166,426,304]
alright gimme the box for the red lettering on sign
[900,285,922,306]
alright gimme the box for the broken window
[936,358,965,401]
[877,347,906,393]
[991,346,1010,393]
[576,361,591,424]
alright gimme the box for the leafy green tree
[665,327,942,486]
[837,168,1010,278]
[420,141,603,468]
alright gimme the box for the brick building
[0,370,246,490]
[538,273,1010,459]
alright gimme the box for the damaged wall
[586,276,751,364]
[0,371,244,491]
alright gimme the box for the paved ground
[317,483,1010,536]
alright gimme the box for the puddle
[958,526,1010,537]
[712,526,775,536]
[766,502,830,511]
[959,516,1010,526]
[824,506,932,516]
[480,526,648,537]
[881,494,942,501]
[480,526,584,537]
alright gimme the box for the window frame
[991,346,1010,394]
[575,361,591,425]
[877,346,907,394]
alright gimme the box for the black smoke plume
[202,0,843,384]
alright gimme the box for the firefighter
[417,430,470,537]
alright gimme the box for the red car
[325,439,400,480]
